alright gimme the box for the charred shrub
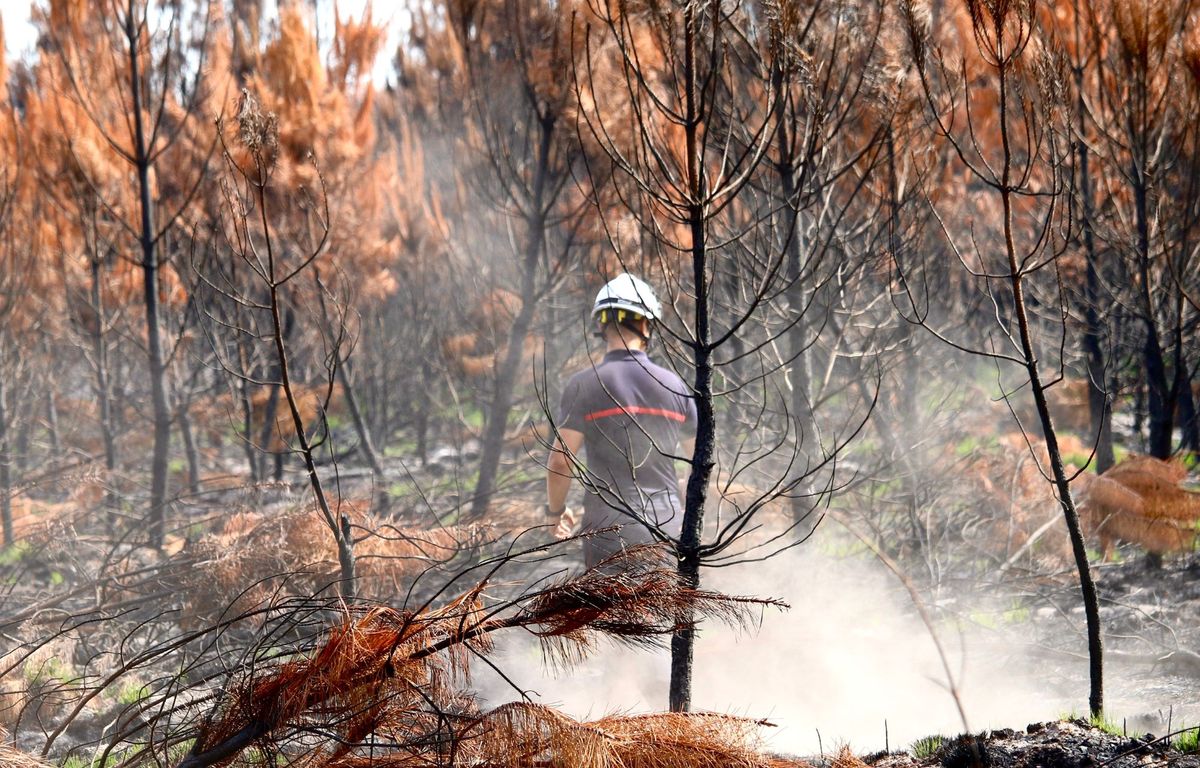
[940,735,1012,768]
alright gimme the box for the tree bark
[44,388,61,457]
[781,164,817,526]
[1170,307,1199,454]
[1074,50,1114,472]
[337,362,384,476]
[997,42,1102,716]
[179,406,201,498]
[256,383,281,481]
[127,5,172,549]
[1143,324,1172,458]
[0,375,13,547]
[89,256,119,521]
[417,359,432,467]
[469,114,553,519]
[1129,118,1171,457]
[670,3,715,713]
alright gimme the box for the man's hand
[547,505,580,539]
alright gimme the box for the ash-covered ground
[857,720,1200,768]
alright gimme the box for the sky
[1,0,36,58]
[1,0,402,83]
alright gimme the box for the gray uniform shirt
[558,349,697,564]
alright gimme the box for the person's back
[561,348,693,538]
[545,274,696,568]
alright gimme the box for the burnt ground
[1025,549,1200,731]
[848,719,1200,768]
[1093,552,1200,722]
[814,548,1200,768]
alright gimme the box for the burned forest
[4,0,1200,766]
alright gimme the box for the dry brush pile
[170,544,793,768]
[176,501,491,625]
[1076,456,1200,559]
[0,529,796,768]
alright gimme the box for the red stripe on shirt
[584,405,687,423]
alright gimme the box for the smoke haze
[476,524,1093,756]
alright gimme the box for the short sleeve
[558,375,586,432]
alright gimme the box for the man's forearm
[546,430,584,516]
[546,464,572,514]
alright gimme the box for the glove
[553,506,581,540]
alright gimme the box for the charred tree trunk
[469,115,553,519]
[1171,303,1199,454]
[1074,52,1114,472]
[470,289,538,518]
[257,383,282,481]
[13,418,29,476]
[771,62,820,528]
[417,358,432,466]
[1176,370,1200,455]
[238,377,259,483]
[0,375,12,547]
[179,406,201,498]
[997,49,1102,716]
[1142,307,1171,458]
[1132,159,1172,458]
[337,361,384,476]
[89,256,119,521]
[779,104,817,509]
[127,6,172,549]
[44,387,61,457]
[670,3,715,713]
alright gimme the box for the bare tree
[199,92,357,599]
[1065,0,1116,472]
[1078,0,1200,460]
[897,0,1103,716]
[565,0,883,711]
[41,0,218,548]
[400,0,595,519]
[754,0,891,522]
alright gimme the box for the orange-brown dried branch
[318,703,801,768]
[521,545,779,664]
[179,546,778,768]
[1078,455,1200,558]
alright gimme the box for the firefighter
[545,274,697,568]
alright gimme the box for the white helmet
[591,273,662,325]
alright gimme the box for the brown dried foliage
[184,546,780,768]
[0,743,52,768]
[439,288,539,381]
[196,383,343,453]
[1078,455,1200,557]
[179,503,489,624]
[229,5,399,311]
[957,432,1086,571]
[443,705,791,768]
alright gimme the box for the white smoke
[474,524,1088,756]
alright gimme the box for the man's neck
[605,330,646,354]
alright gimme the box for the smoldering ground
[473,521,1191,756]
